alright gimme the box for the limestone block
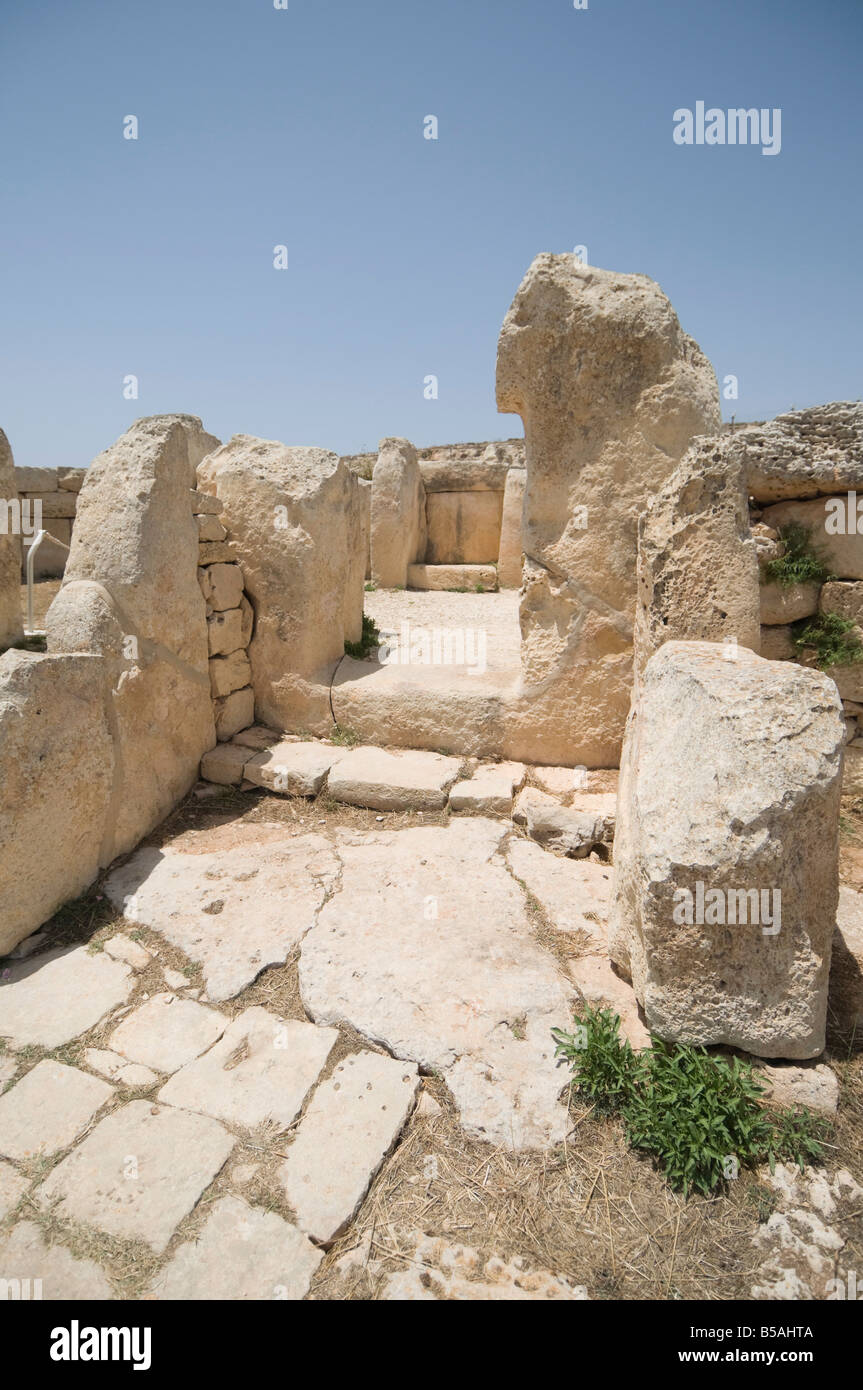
[760,581,820,625]
[214,685,255,740]
[424,491,503,565]
[497,467,525,588]
[370,437,426,588]
[209,648,252,698]
[0,429,22,648]
[609,641,844,1059]
[406,563,497,591]
[207,605,244,657]
[761,496,863,581]
[326,746,461,810]
[198,562,244,611]
[496,255,720,766]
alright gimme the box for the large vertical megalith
[46,415,217,861]
[0,429,23,649]
[370,438,426,588]
[609,641,844,1059]
[496,255,720,765]
[198,437,364,734]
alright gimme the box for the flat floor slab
[39,1100,235,1254]
[0,1160,28,1221]
[449,761,525,814]
[506,839,612,948]
[0,1221,113,1300]
[0,1060,114,1162]
[108,993,228,1074]
[280,1051,419,1244]
[149,1195,321,1300]
[326,746,462,811]
[103,826,340,1000]
[158,1008,338,1132]
[0,946,133,1049]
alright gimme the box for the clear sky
[1,0,860,470]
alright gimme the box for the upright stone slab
[370,437,426,588]
[634,438,761,682]
[609,641,844,1059]
[198,437,364,734]
[496,255,719,765]
[497,467,526,588]
[0,429,22,648]
[0,652,115,954]
[46,415,218,861]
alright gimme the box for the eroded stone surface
[506,838,611,950]
[0,946,133,1049]
[280,1052,419,1244]
[299,818,573,1149]
[244,739,340,796]
[448,762,525,814]
[149,1195,321,1300]
[0,1060,113,1162]
[0,1160,28,1221]
[326,746,461,811]
[83,1049,159,1088]
[39,1100,235,1254]
[379,1232,588,1301]
[0,1221,113,1300]
[158,1008,337,1131]
[103,826,340,1000]
[109,993,227,1074]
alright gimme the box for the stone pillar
[370,437,426,588]
[497,467,526,588]
[0,430,23,648]
[496,254,720,766]
[198,436,364,734]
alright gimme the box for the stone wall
[14,466,85,578]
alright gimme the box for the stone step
[406,563,498,592]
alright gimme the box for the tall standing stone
[370,437,426,588]
[0,429,22,648]
[46,415,218,861]
[610,641,844,1059]
[198,437,364,734]
[497,467,526,588]
[496,255,720,765]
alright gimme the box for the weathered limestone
[739,402,863,504]
[370,437,426,588]
[610,642,844,1058]
[104,826,340,1000]
[512,786,611,858]
[760,580,820,625]
[0,1162,27,1221]
[497,467,526,588]
[103,933,151,970]
[448,761,525,814]
[0,1060,113,1162]
[830,885,863,1033]
[380,1233,588,1301]
[0,1222,113,1300]
[0,946,133,1050]
[244,739,340,796]
[299,818,573,1149]
[198,437,364,734]
[46,415,218,863]
[820,581,863,625]
[200,740,252,786]
[158,1008,338,1130]
[0,429,22,648]
[83,1049,159,1088]
[214,685,255,740]
[761,496,863,580]
[150,1195,322,1300]
[208,647,252,698]
[425,491,503,565]
[109,993,228,1073]
[198,561,244,611]
[496,255,720,766]
[754,1061,839,1116]
[39,1100,235,1254]
[0,652,115,954]
[506,839,611,948]
[634,441,760,680]
[407,562,498,591]
[325,746,461,810]
[280,1052,419,1244]
[567,956,651,1050]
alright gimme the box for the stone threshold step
[406,563,498,592]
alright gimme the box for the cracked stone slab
[299,818,573,1149]
[244,739,341,796]
[158,1007,338,1131]
[0,946,133,1049]
[102,825,340,1000]
[0,1060,114,1162]
[148,1195,321,1300]
[448,762,525,814]
[280,1051,419,1244]
[108,993,228,1074]
[507,838,611,949]
[0,1221,113,1300]
[102,934,152,970]
[0,1160,28,1221]
[39,1100,235,1254]
[83,1049,159,1088]
[567,956,651,1049]
[326,746,462,811]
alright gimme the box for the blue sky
[1,0,860,469]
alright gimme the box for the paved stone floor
[0,759,859,1301]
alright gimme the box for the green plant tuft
[792,610,863,669]
[553,1007,830,1197]
[329,723,362,747]
[762,522,833,589]
[344,612,382,661]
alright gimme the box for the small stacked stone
[192,489,255,740]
